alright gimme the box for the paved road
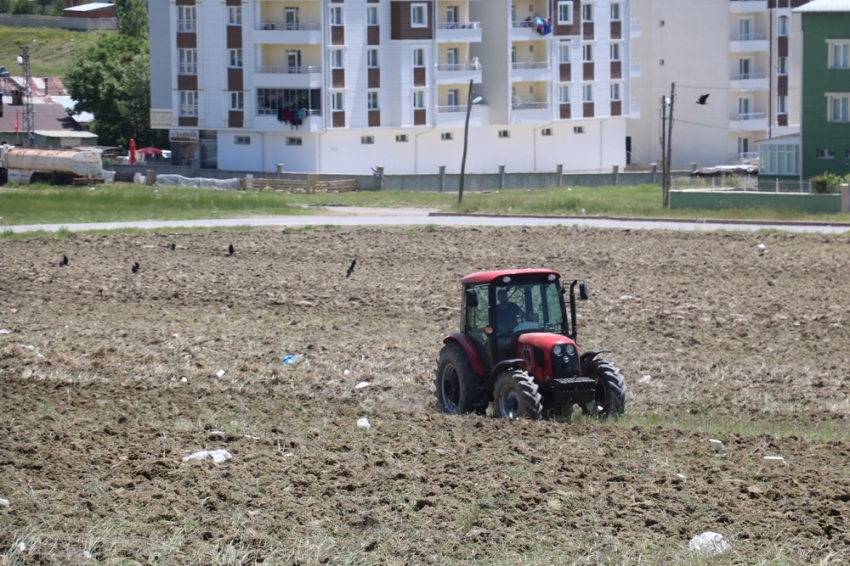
[5,207,850,234]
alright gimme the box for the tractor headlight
[553,345,562,356]
[565,344,576,356]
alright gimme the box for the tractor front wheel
[582,358,627,417]
[493,369,542,420]
[434,342,486,414]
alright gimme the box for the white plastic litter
[180,377,188,383]
[689,532,731,556]
[638,375,652,383]
[708,439,724,451]
[757,243,766,251]
[0,329,10,334]
[343,369,350,375]
[0,497,9,507]
[156,174,239,190]
[676,473,687,480]
[84,550,92,559]
[17,542,25,552]
[216,369,225,377]
[764,456,785,463]
[581,208,586,214]
[355,381,370,390]
[619,295,634,300]
[182,449,232,463]
[243,434,260,440]
[357,417,371,430]
[282,354,304,365]
[101,170,116,183]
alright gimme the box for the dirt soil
[1,226,849,564]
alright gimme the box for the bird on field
[59,255,68,267]
[227,244,235,257]
[132,262,140,273]
[346,260,356,279]
[697,94,710,105]
[169,243,176,251]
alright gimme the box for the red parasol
[136,147,163,155]
[129,138,137,165]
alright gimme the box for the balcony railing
[177,20,196,32]
[436,105,483,114]
[178,64,197,75]
[739,151,760,161]
[436,63,481,71]
[179,106,198,117]
[730,32,768,41]
[436,21,480,29]
[730,71,767,80]
[512,61,549,70]
[258,21,321,31]
[257,65,322,74]
[513,101,549,110]
[730,112,766,121]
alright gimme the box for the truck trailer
[0,144,103,185]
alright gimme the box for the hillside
[0,26,115,80]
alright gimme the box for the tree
[36,0,52,15]
[11,0,35,15]
[0,0,12,14]
[117,0,148,39]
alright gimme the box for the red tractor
[435,269,626,419]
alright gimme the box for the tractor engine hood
[516,333,580,383]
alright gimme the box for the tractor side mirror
[579,281,589,300]
[465,288,479,308]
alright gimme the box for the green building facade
[798,0,850,179]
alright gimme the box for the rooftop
[64,2,115,12]
[794,0,850,12]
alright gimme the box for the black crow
[169,243,176,251]
[346,259,356,279]
[59,255,68,267]
[697,94,709,105]
[227,244,235,257]
[132,262,140,273]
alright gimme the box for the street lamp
[458,79,482,204]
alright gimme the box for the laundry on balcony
[277,108,304,128]
[525,16,551,36]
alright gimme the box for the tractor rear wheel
[493,369,542,420]
[434,342,486,414]
[582,358,627,417]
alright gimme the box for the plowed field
[1,226,849,564]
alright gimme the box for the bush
[811,176,829,194]
[11,0,35,14]
[0,0,11,14]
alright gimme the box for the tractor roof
[462,269,561,285]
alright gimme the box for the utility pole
[660,95,667,206]
[458,79,474,204]
[665,82,676,207]
[20,46,34,148]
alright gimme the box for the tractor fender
[491,359,526,382]
[443,333,486,376]
[580,350,610,373]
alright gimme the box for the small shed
[63,2,116,19]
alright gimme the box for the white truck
[0,144,103,185]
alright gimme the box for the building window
[179,91,198,116]
[228,49,242,68]
[413,90,425,109]
[582,44,593,62]
[574,126,585,134]
[830,42,850,69]
[760,143,799,175]
[582,84,593,102]
[541,128,553,136]
[331,49,344,68]
[229,91,244,111]
[559,44,571,63]
[559,85,571,103]
[776,95,787,114]
[581,3,592,22]
[361,136,375,145]
[256,89,321,116]
[368,91,379,110]
[396,134,408,142]
[817,148,834,160]
[330,6,343,25]
[177,6,196,31]
[610,43,621,62]
[286,137,302,146]
[778,56,788,75]
[829,95,849,122]
[498,130,510,138]
[228,6,241,25]
[331,92,344,111]
[367,49,379,68]
[366,5,379,26]
[441,132,453,140]
[610,2,621,21]
[557,1,573,25]
[411,3,428,27]
[610,83,621,101]
[235,136,251,145]
[178,48,197,75]
[413,48,425,67]
[777,16,788,37]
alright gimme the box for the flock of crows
[57,245,359,278]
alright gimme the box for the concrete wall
[0,14,117,30]
[670,190,840,213]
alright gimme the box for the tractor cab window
[495,281,565,336]
[465,284,493,368]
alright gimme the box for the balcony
[511,19,551,40]
[510,60,551,82]
[729,71,768,90]
[254,111,322,133]
[730,0,768,13]
[510,101,552,124]
[255,65,323,88]
[435,104,483,128]
[255,22,322,44]
[729,111,768,131]
[435,21,482,43]
[435,62,483,85]
[730,32,769,52]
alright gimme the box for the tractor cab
[436,269,626,419]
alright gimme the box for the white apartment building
[148,0,631,174]
[627,0,807,169]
